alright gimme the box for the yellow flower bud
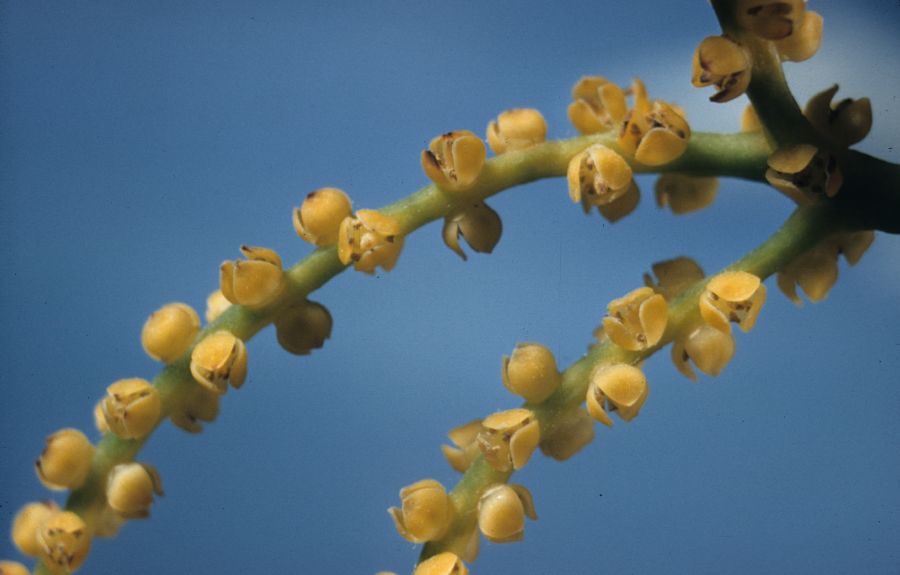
[337,210,404,274]
[601,287,668,351]
[700,271,766,334]
[835,230,875,266]
[106,462,164,518]
[477,408,540,472]
[442,201,502,261]
[388,479,454,543]
[190,330,248,394]
[35,429,94,491]
[477,483,537,543]
[567,76,628,134]
[735,0,805,40]
[12,500,60,557]
[169,384,220,433]
[140,302,200,363]
[643,257,705,301]
[220,245,285,308]
[766,144,842,202]
[774,10,823,62]
[501,343,561,404]
[205,289,232,323]
[567,144,634,212]
[37,511,91,573]
[672,325,736,381]
[691,36,751,103]
[0,561,30,575]
[93,400,108,434]
[586,363,649,426]
[414,552,468,575]
[596,181,641,223]
[293,187,353,247]
[655,174,719,215]
[540,407,595,461]
[804,85,873,148]
[274,300,332,356]
[100,378,161,439]
[777,242,839,305]
[486,108,547,154]
[441,419,484,473]
[620,100,691,166]
[421,130,486,191]
[741,104,762,132]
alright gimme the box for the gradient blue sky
[2,2,899,574]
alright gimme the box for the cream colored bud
[421,130,486,191]
[141,302,200,363]
[441,419,484,473]
[586,364,649,426]
[487,108,547,154]
[477,483,537,543]
[540,407,595,461]
[190,330,248,394]
[293,187,353,246]
[567,144,635,212]
[775,10,823,62]
[618,100,691,166]
[477,409,540,471]
[35,429,94,491]
[501,343,561,404]
[804,85,873,147]
[220,245,285,308]
[170,384,220,433]
[602,287,668,351]
[672,325,736,381]
[388,479,453,543]
[568,76,628,134]
[106,462,164,518]
[414,552,468,575]
[12,500,60,557]
[275,300,333,355]
[100,378,161,439]
[692,36,751,103]
[766,144,843,202]
[700,271,767,334]
[442,201,502,261]
[736,0,805,40]
[205,290,232,323]
[643,257,705,301]
[655,174,719,215]
[37,511,91,573]
[777,242,839,305]
[337,210,404,274]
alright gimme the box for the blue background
[2,1,899,573]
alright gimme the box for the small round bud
[766,144,842,202]
[672,325,736,381]
[106,462,164,518]
[601,287,668,351]
[568,76,627,134]
[501,343,561,404]
[36,511,91,573]
[414,552,468,575]
[442,201,502,261]
[692,36,751,103]
[736,0,805,40]
[586,364,649,426]
[421,131,486,192]
[643,257,705,301]
[293,187,353,246]
[486,108,547,154]
[35,429,94,491]
[567,144,635,212]
[141,303,200,363]
[337,210,404,274]
[275,300,333,356]
[100,378,161,439]
[774,10,822,62]
[12,500,60,557]
[205,290,232,323]
[700,271,767,334]
[169,384,220,433]
[388,479,453,543]
[619,100,691,167]
[0,561,31,575]
[220,246,285,308]
[190,330,248,394]
[477,483,537,543]
[478,409,540,471]
[655,174,719,215]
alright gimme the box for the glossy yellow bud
[100,378,161,439]
[220,245,285,308]
[293,187,353,246]
[106,462,164,518]
[736,0,805,40]
[805,85,873,147]
[441,419,484,473]
[777,242,839,305]
[643,257,705,301]
[775,10,823,62]
[388,479,453,543]
[501,343,561,404]
[672,325,736,381]
[835,230,875,266]
[169,384,220,433]
[567,76,628,134]
[0,561,30,575]
[35,429,94,491]
[141,302,200,363]
[190,330,248,394]
[275,300,332,355]
[477,484,537,543]
[700,271,766,334]
[596,181,641,223]
[741,104,762,132]
[539,406,595,461]
[692,36,751,103]
[37,511,91,573]
[486,108,547,154]
[655,174,719,215]
[205,289,232,323]
[337,210,404,274]
[601,287,667,351]
[766,144,842,202]
[93,400,109,434]
[623,101,691,166]
[442,201,502,261]
[478,408,540,472]
[421,130,486,191]
[12,500,60,557]
[414,552,468,575]
[586,363,649,426]
[567,144,634,212]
